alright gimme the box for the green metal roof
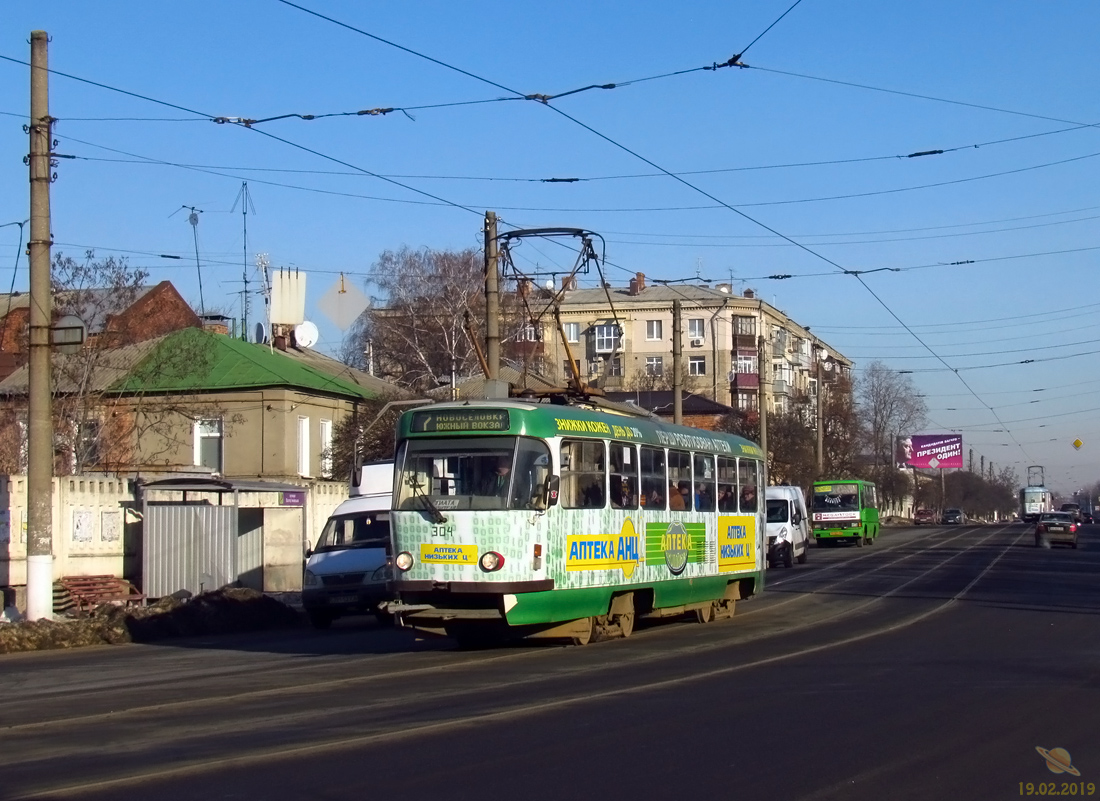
[110,329,380,399]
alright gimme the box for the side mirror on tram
[545,475,560,507]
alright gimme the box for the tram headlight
[395,551,414,571]
[479,551,505,572]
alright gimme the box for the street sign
[1073,439,1083,450]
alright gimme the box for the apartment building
[532,273,852,415]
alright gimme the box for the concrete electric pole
[26,30,54,620]
[757,332,768,478]
[672,299,683,425]
[484,211,500,384]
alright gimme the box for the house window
[77,420,102,470]
[594,324,621,354]
[587,359,601,377]
[688,356,706,376]
[562,358,579,378]
[517,323,539,342]
[319,418,333,479]
[645,356,663,376]
[736,354,758,374]
[734,316,755,336]
[563,322,580,343]
[194,418,223,472]
[736,391,758,411]
[646,320,663,341]
[688,319,705,340]
[297,416,311,477]
[609,357,623,377]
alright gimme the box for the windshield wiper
[408,478,447,524]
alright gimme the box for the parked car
[914,509,936,525]
[941,508,965,525]
[1060,503,1083,524]
[1035,511,1078,548]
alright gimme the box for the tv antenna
[231,182,257,338]
[175,205,206,315]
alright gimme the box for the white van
[302,461,394,629]
[765,485,811,568]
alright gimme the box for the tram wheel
[572,617,595,646]
[695,603,715,624]
[617,611,635,639]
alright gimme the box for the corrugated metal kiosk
[142,478,307,599]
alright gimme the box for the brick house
[0,281,201,381]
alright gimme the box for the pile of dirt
[0,587,304,655]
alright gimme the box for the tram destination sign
[410,409,511,433]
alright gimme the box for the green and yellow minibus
[810,479,880,547]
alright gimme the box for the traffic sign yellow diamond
[1073,438,1083,450]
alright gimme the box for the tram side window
[693,453,716,511]
[610,442,639,510]
[561,439,606,509]
[640,446,667,510]
[511,438,552,510]
[738,458,759,513]
[717,456,737,511]
[668,450,691,512]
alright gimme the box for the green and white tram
[387,400,765,645]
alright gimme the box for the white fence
[0,474,349,593]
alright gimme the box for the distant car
[1084,512,1094,525]
[1036,511,1078,548]
[1060,503,1083,524]
[914,509,936,525]
[941,508,965,525]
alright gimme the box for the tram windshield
[396,436,551,512]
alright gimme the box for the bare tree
[856,361,926,508]
[343,247,484,392]
[857,361,927,468]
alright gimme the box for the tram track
[0,526,1015,735]
[0,525,1001,735]
[6,526,1030,801]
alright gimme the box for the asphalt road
[3,523,1098,801]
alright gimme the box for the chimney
[744,288,755,299]
[561,275,577,291]
[628,272,646,296]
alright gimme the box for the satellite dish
[819,349,830,361]
[254,322,268,344]
[544,279,554,290]
[294,320,319,349]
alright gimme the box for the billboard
[896,434,963,469]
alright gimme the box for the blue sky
[2,1,1099,494]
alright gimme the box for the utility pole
[757,332,769,478]
[814,351,827,475]
[484,211,500,383]
[27,30,54,621]
[672,299,683,424]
